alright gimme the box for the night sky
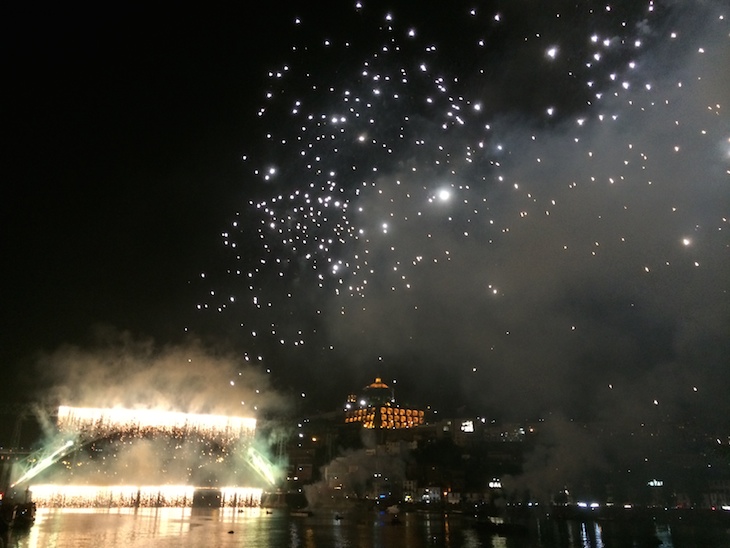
[3,0,729,447]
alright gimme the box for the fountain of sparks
[56,406,257,442]
[10,406,276,508]
[29,485,262,508]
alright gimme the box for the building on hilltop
[344,377,425,429]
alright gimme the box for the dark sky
[3,0,729,440]
[4,5,277,381]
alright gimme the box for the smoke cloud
[320,4,730,427]
[34,328,288,417]
[23,328,289,488]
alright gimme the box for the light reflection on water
[7,508,730,548]
[579,521,606,548]
[15,508,275,548]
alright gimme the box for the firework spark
[57,406,256,442]
[193,1,729,421]
[30,484,262,508]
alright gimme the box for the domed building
[344,377,425,429]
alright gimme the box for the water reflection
[7,507,727,547]
[655,524,673,547]
[578,521,605,548]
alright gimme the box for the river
[6,507,730,547]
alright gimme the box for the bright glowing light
[247,447,278,485]
[57,406,256,442]
[11,438,79,487]
[29,484,262,508]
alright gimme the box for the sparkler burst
[30,485,262,508]
[12,407,262,491]
[195,1,729,418]
[57,406,256,443]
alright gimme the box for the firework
[29,484,262,508]
[195,1,729,421]
[181,1,730,436]
[11,407,260,489]
[57,406,256,443]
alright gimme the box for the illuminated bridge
[8,406,278,508]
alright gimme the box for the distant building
[344,377,425,429]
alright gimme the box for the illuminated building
[344,377,425,429]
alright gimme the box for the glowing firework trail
[11,439,78,488]
[246,446,278,486]
[57,406,256,442]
